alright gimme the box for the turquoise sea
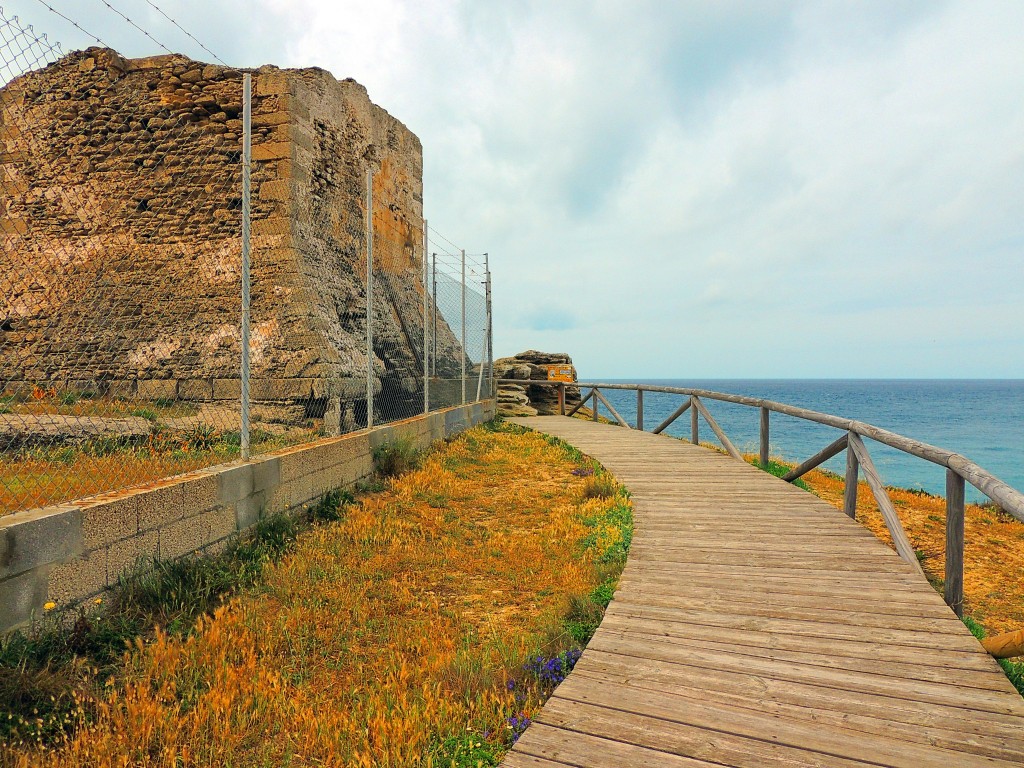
[594,380,1024,503]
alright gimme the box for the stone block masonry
[0,47,465,424]
[0,400,494,633]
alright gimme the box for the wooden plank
[597,613,1000,672]
[592,623,1011,691]
[586,634,1024,713]
[545,681,1023,768]
[576,652,1024,738]
[690,396,743,460]
[538,694,872,768]
[500,753,576,768]
[500,418,1024,767]
[515,723,719,767]
[569,663,1024,762]
[604,603,992,655]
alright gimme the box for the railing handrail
[498,378,1024,524]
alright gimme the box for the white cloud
[4,0,1023,376]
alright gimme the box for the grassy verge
[3,419,633,766]
[0,491,348,752]
[2,425,309,516]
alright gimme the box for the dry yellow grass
[7,424,629,767]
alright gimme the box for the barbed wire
[95,0,176,57]
[142,0,228,65]
[31,1,107,47]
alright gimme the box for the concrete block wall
[0,400,494,633]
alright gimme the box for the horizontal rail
[497,378,1024,523]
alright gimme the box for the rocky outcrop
[494,350,580,416]
[0,48,463,429]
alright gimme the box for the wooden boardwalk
[501,416,1024,767]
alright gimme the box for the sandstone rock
[495,350,581,416]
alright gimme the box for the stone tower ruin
[0,48,465,430]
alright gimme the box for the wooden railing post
[592,390,599,421]
[690,398,698,444]
[636,388,644,431]
[759,407,769,468]
[945,469,965,617]
[558,382,565,415]
[844,432,859,519]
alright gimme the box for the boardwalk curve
[501,416,1024,767]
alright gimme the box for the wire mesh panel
[423,245,471,411]
[0,12,269,514]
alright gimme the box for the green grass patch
[963,616,1024,697]
[372,437,423,478]
[427,733,501,767]
[752,458,811,492]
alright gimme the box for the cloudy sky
[5,0,1023,378]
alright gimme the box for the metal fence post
[485,258,493,398]
[431,254,437,376]
[240,73,252,460]
[422,219,429,414]
[475,258,491,403]
[366,168,374,429]
[461,248,467,405]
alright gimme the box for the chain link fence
[425,241,492,411]
[0,7,492,516]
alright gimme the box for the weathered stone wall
[0,400,495,633]
[0,48,462,421]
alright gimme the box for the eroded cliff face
[0,48,461,421]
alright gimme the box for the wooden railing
[499,379,1024,619]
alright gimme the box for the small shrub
[581,473,617,500]
[57,391,80,406]
[131,407,159,421]
[307,488,354,523]
[372,437,422,478]
[182,423,220,452]
[153,397,176,408]
[428,733,500,767]
[563,593,604,645]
